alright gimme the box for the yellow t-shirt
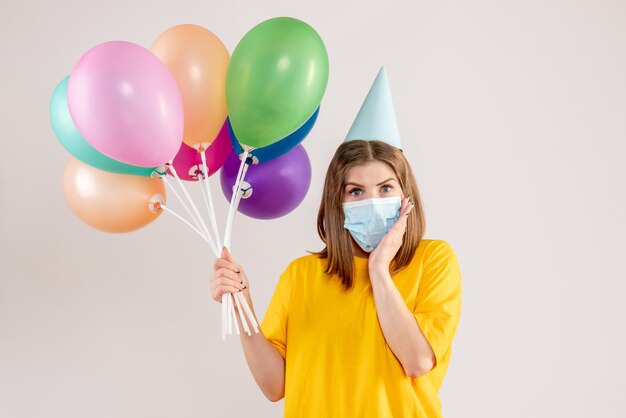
[261,239,462,418]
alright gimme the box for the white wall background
[1,0,625,417]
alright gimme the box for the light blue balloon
[50,76,157,177]
[228,106,320,164]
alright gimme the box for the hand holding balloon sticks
[151,23,260,337]
[218,17,327,336]
[162,157,259,339]
[220,145,258,338]
[55,33,256,339]
[52,16,328,340]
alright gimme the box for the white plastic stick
[198,177,214,241]
[162,176,208,242]
[229,296,234,335]
[226,292,232,334]
[221,291,227,340]
[160,204,212,247]
[228,293,240,335]
[231,163,250,226]
[223,148,250,250]
[229,293,234,334]
[221,293,228,332]
[162,161,255,339]
[233,290,252,336]
[223,190,258,336]
[237,292,259,333]
[168,163,218,257]
[199,149,222,251]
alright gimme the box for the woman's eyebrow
[376,178,397,186]
[344,178,397,188]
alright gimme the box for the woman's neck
[351,240,370,259]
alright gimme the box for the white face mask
[342,196,402,252]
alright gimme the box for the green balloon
[226,17,329,149]
[50,76,157,177]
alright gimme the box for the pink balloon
[168,120,233,181]
[67,41,184,167]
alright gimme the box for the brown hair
[310,140,426,290]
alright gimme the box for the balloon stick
[168,163,218,256]
[158,204,212,247]
[160,175,210,243]
[223,145,253,250]
[199,148,222,250]
[229,293,241,335]
[233,291,252,336]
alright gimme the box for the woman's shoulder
[416,238,457,261]
[415,238,461,285]
[281,253,327,274]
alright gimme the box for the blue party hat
[344,67,402,149]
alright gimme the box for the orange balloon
[62,157,166,233]
[151,24,230,148]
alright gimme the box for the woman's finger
[400,197,414,220]
[212,275,245,290]
[394,197,411,223]
[401,196,414,215]
[213,257,240,273]
[384,197,413,239]
[221,247,243,271]
[219,285,243,294]
[211,285,243,302]
[214,268,245,284]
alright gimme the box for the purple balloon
[67,41,184,167]
[220,144,311,220]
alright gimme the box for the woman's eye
[349,188,362,196]
[381,185,393,193]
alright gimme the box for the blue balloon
[229,106,320,164]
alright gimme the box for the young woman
[210,139,462,417]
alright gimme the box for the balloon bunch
[50,17,328,339]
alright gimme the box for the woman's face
[342,161,403,203]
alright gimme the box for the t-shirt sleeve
[413,240,462,370]
[260,262,296,360]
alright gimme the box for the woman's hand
[210,248,285,401]
[210,246,249,303]
[368,196,414,274]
